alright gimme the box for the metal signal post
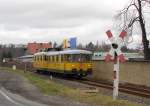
[105,30,127,100]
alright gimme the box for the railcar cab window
[72,54,91,62]
[81,54,92,61]
[72,54,80,62]
[64,54,91,62]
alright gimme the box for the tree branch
[128,16,139,28]
[141,0,150,4]
[120,3,139,15]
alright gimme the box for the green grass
[0,67,143,106]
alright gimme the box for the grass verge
[0,67,143,106]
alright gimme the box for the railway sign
[105,30,127,62]
[105,30,127,100]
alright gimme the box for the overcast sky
[0,0,149,48]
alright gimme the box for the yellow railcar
[33,49,92,77]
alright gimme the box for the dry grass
[0,67,143,106]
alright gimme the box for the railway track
[33,71,150,98]
[80,80,150,98]
[2,63,150,99]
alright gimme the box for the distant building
[27,42,52,54]
[63,37,77,49]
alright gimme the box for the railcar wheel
[36,70,41,73]
[77,75,83,79]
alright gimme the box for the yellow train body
[33,49,92,77]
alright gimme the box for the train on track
[33,49,92,78]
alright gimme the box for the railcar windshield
[65,54,92,62]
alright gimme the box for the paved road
[0,87,49,106]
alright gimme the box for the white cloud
[0,0,145,48]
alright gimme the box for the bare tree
[77,43,83,49]
[116,0,150,60]
[86,42,95,51]
[99,41,111,52]
[53,42,57,48]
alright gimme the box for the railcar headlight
[88,64,91,67]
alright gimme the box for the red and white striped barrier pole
[113,52,119,100]
[105,30,127,100]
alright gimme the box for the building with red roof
[27,42,52,54]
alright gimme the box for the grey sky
[0,0,149,47]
